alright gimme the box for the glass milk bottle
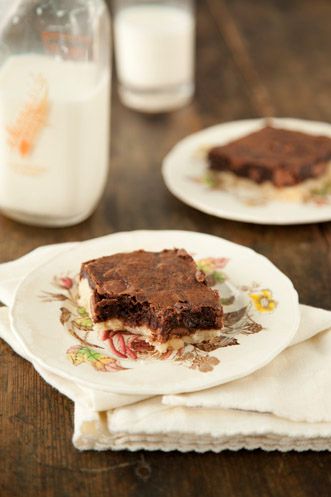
[114,0,195,113]
[0,0,111,227]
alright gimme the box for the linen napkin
[73,307,331,452]
[1,240,331,452]
[74,397,331,452]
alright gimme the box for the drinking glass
[113,0,195,113]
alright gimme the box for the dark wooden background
[1,0,331,495]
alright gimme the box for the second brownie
[208,126,331,187]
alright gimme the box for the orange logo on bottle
[7,74,49,157]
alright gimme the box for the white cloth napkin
[1,241,331,452]
[74,398,331,453]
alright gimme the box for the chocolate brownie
[208,126,331,187]
[80,249,223,343]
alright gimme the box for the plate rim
[10,229,300,394]
[162,117,331,225]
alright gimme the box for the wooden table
[1,0,331,495]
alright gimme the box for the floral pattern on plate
[192,171,331,207]
[40,257,277,374]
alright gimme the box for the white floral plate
[11,230,299,395]
[162,118,331,224]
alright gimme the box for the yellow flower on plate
[250,289,277,313]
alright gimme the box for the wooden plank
[218,0,331,120]
[206,0,276,116]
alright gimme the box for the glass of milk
[113,0,195,113]
[0,0,111,227]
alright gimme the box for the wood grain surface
[1,0,331,496]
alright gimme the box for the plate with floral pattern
[162,118,331,225]
[11,230,299,395]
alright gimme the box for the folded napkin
[74,398,331,452]
[1,240,331,452]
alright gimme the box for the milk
[0,54,110,225]
[114,4,195,110]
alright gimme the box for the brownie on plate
[208,126,331,187]
[79,249,223,351]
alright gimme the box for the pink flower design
[53,276,74,290]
